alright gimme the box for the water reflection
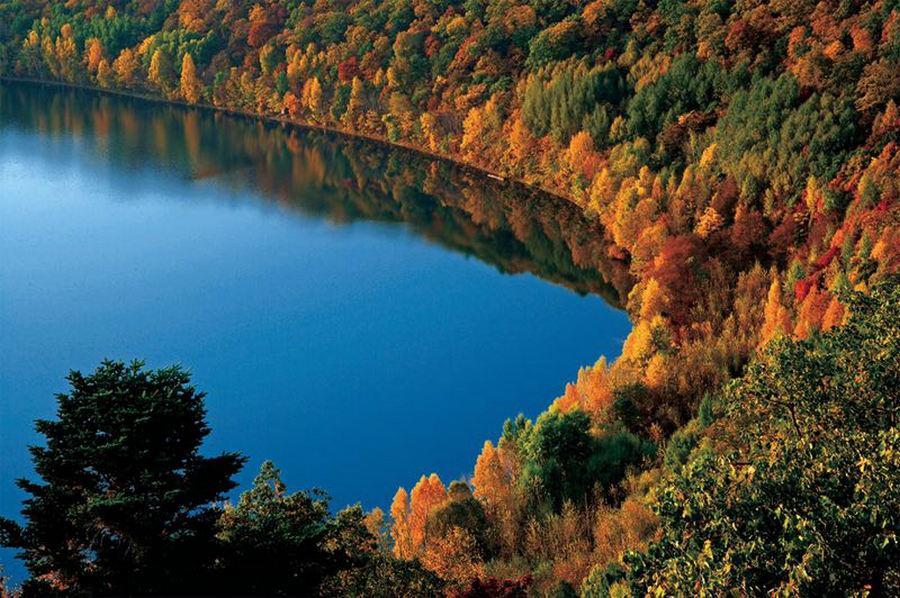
[0,82,633,306]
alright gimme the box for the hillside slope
[2,0,900,594]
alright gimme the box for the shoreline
[0,75,577,209]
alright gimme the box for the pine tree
[0,360,245,597]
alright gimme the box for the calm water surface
[0,83,631,577]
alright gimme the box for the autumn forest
[1,0,899,594]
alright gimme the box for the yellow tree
[508,116,535,165]
[390,487,414,559]
[84,38,102,77]
[364,507,390,552]
[180,53,202,104]
[148,49,172,94]
[422,527,485,583]
[822,295,846,331]
[644,352,671,390]
[408,474,446,552]
[579,357,614,416]
[112,48,140,88]
[760,276,791,346]
[554,383,580,413]
[96,58,114,88]
[41,33,58,78]
[258,44,277,76]
[638,277,668,321]
[461,106,485,156]
[55,24,78,82]
[20,30,43,75]
[286,49,303,87]
[472,440,521,556]
[794,285,830,339]
[631,220,669,275]
[472,441,509,507]
[419,113,441,152]
[621,318,653,362]
[695,206,724,239]
[342,76,365,129]
[566,130,600,181]
[302,77,323,120]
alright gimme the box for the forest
[1,0,899,594]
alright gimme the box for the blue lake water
[0,83,631,581]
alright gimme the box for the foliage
[521,410,655,511]
[3,0,900,590]
[215,460,362,595]
[625,281,900,595]
[521,63,625,144]
[448,574,532,597]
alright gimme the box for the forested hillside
[1,0,899,594]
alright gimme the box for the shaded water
[0,82,631,577]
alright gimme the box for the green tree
[521,64,626,143]
[425,481,492,558]
[626,281,900,596]
[526,19,583,70]
[625,53,727,141]
[215,460,406,596]
[327,550,445,598]
[0,360,245,597]
[147,48,173,93]
[519,410,654,512]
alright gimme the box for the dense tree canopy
[624,281,900,596]
[2,0,900,592]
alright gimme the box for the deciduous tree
[181,52,202,103]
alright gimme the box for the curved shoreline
[0,75,577,208]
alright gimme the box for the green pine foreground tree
[0,360,246,597]
[216,461,444,598]
[0,360,444,597]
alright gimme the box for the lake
[0,82,631,578]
